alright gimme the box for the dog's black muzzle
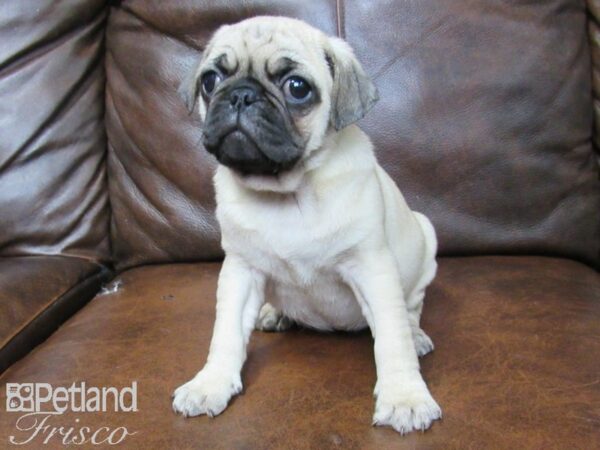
[202,78,303,176]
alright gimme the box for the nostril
[230,87,258,109]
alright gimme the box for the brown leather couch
[1,1,599,448]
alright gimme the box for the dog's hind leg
[255,303,293,332]
[407,290,434,357]
[406,212,438,358]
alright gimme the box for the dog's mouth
[215,129,282,176]
[203,127,300,176]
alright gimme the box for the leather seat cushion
[1,257,598,448]
[0,256,110,373]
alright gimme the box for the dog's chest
[218,194,368,330]
[223,202,352,282]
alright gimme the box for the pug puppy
[172,16,441,434]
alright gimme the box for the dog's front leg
[172,254,264,417]
[340,250,441,434]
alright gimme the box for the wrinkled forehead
[203,22,328,78]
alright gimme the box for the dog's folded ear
[178,64,201,114]
[326,37,379,131]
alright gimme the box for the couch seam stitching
[336,0,345,39]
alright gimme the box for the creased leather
[588,0,600,156]
[0,0,111,262]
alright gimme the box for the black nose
[229,86,258,110]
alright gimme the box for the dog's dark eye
[201,71,222,96]
[283,76,312,103]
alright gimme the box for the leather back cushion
[0,0,110,261]
[588,0,600,155]
[106,0,600,270]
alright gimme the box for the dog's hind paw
[255,303,293,332]
[412,327,434,357]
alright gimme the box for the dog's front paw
[172,369,242,418]
[373,378,441,434]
